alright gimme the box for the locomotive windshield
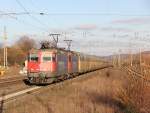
[42,53,51,62]
[43,56,51,61]
[29,53,38,62]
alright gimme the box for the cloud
[74,24,98,30]
[112,17,150,25]
[100,27,133,32]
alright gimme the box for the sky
[0,0,150,56]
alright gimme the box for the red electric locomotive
[27,41,110,84]
[27,47,78,84]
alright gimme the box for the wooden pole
[3,47,5,68]
[130,51,133,67]
[3,26,7,69]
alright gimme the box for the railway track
[0,86,40,102]
[0,66,111,103]
[0,76,26,87]
[121,66,150,83]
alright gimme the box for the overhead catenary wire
[28,0,59,28]
[0,13,50,46]
[30,12,150,17]
[0,11,49,32]
[0,10,17,19]
[30,0,44,13]
[15,18,49,32]
[0,12,45,16]
[4,0,150,17]
[15,0,49,32]
[2,11,150,17]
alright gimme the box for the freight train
[27,45,110,84]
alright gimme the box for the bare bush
[15,36,37,53]
[7,47,26,66]
[116,71,150,113]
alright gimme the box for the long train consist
[27,45,110,84]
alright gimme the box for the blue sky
[0,0,150,55]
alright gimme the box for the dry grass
[116,67,150,113]
[4,68,128,113]
[0,66,21,79]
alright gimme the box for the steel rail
[0,76,26,86]
[0,86,40,101]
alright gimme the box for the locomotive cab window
[43,56,51,62]
[42,53,51,62]
[29,53,38,62]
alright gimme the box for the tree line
[0,36,37,66]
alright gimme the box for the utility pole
[130,50,133,67]
[3,26,7,69]
[118,49,121,67]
